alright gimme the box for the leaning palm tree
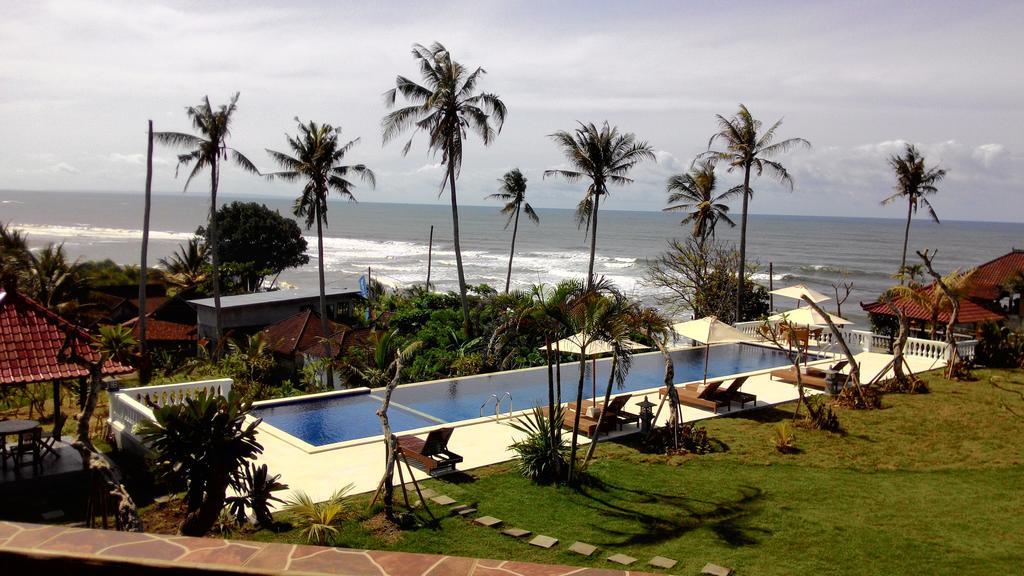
[881,143,946,282]
[159,237,210,293]
[545,122,654,288]
[487,168,539,293]
[382,42,507,334]
[266,120,376,388]
[664,160,738,247]
[156,93,260,350]
[702,104,810,321]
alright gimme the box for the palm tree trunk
[209,159,223,357]
[316,205,334,388]
[447,162,472,334]
[138,120,153,384]
[505,203,521,293]
[735,166,751,322]
[899,199,913,283]
[582,355,616,468]
[180,465,231,536]
[544,338,558,471]
[587,192,601,289]
[568,348,589,483]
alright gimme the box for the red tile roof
[262,310,345,356]
[124,317,198,342]
[0,287,134,386]
[861,293,1004,324]
[965,250,1024,300]
[300,327,372,358]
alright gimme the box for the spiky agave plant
[283,485,353,545]
[508,405,568,484]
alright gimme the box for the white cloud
[52,162,79,174]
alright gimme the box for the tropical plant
[350,329,418,388]
[509,405,569,484]
[0,222,32,280]
[382,42,507,334]
[26,243,91,316]
[545,122,654,288]
[486,168,539,293]
[702,104,810,320]
[882,144,946,281]
[160,237,210,293]
[664,160,738,247]
[267,120,375,387]
[197,201,310,292]
[773,422,797,454]
[136,391,263,536]
[156,93,260,350]
[226,462,289,527]
[59,324,136,449]
[283,485,353,545]
[227,332,277,397]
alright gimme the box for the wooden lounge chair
[708,376,755,408]
[40,414,67,459]
[770,360,850,391]
[397,427,464,476]
[661,380,730,413]
[604,395,640,429]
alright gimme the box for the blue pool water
[254,344,796,446]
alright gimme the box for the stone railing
[108,378,232,454]
[904,337,948,360]
[955,339,978,362]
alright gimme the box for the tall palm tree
[545,122,653,288]
[881,143,946,282]
[382,42,507,334]
[487,168,539,293]
[156,93,260,350]
[266,120,376,388]
[702,104,810,321]
[664,160,738,247]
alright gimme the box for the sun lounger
[660,380,730,413]
[704,376,755,408]
[770,360,850,391]
[397,427,464,476]
[559,408,613,438]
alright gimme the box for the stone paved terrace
[0,521,660,576]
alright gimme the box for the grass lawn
[192,369,1024,574]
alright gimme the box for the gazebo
[0,284,133,428]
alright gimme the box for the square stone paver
[417,488,438,499]
[702,563,733,576]
[430,495,456,506]
[474,516,503,528]
[649,556,678,569]
[607,553,637,566]
[450,506,477,516]
[528,535,558,549]
[501,528,532,538]
[568,542,597,556]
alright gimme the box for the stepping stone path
[473,516,503,528]
[568,542,597,557]
[430,495,456,505]
[417,488,438,499]
[701,563,734,576]
[648,556,678,570]
[528,535,559,549]
[452,506,478,517]
[607,554,638,566]
[501,528,532,538]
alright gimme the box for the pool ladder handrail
[479,392,513,422]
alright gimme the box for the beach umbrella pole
[703,342,710,385]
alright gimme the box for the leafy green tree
[702,104,809,321]
[545,122,653,288]
[664,160,738,247]
[137,391,263,536]
[881,143,946,281]
[266,120,375,387]
[196,201,309,292]
[156,93,260,347]
[487,168,539,293]
[382,42,507,334]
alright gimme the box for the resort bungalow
[189,287,363,341]
[862,249,1024,336]
[122,295,199,354]
[261,310,372,383]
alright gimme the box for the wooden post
[138,120,154,382]
[426,225,434,289]
[769,262,774,312]
[52,380,61,432]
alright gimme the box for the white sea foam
[12,223,193,242]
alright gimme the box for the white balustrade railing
[107,378,233,454]
[904,337,947,360]
[733,321,765,339]
[954,339,978,362]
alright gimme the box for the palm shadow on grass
[575,475,770,548]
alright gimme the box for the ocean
[3,189,1023,326]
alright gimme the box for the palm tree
[702,104,810,320]
[1,222,32,281]
[27,243,90,316]
[545,122,654,288]
[159,238,210,293]
[156,93,260,350]
[382,42,507,334]
[881,144,946,282]
[664,160,738,247]
[266,119,376,388]
[487,168,539,293]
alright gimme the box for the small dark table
[0,419,41,472]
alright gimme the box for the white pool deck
[253,351,944,504]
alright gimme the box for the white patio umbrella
[769,284,831,306]
[540,333,648,401]
[671,316,752,385]
[768,307,853,326]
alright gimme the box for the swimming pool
[253,343,798,448]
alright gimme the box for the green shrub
[975,321,1024,368]
[509,406,569,484]
[226,463,289,527]
[773,422,797,454]
[283,485,353,545]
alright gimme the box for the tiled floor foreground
[0,521,662,576]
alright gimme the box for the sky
[1,0,1022,222]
